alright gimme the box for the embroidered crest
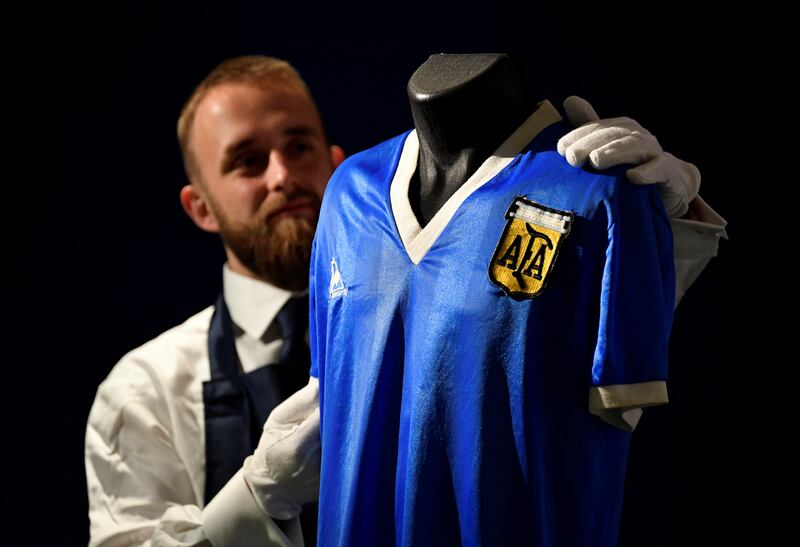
[329,258,348,299]
[489,196,574,300]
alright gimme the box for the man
[85,56,344,547]
[85,54,726,547]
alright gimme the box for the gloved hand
[243,378,321,520]
[557,95,701,218]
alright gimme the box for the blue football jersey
[309,100,675,547]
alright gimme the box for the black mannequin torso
[407,53,537,227]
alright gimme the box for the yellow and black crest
[489,196,574,300]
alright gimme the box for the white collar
[390,99,563,265]
[222,264,305,340]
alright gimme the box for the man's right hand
[243,378,322,520]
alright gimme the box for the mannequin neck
[407,53,536,227]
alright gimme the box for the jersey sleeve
[589,181,676,432]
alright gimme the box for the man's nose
[265,151,295,193]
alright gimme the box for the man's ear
[180,183,220,233]
[329,144,346,169]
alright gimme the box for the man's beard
[215,194,319,291]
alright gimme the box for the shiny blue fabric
[309,120,675,547]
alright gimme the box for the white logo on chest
[329,258,348,299]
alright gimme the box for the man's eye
[290,140,313,155]
[236,154,267,172]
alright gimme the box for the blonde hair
[177,55,314,183]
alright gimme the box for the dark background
[9,1,749,544]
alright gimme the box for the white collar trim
[222,264,300,340]
[389,99,562,265]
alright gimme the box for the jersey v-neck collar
[389,99,563,265]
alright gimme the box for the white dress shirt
[85,266,302,547]
[223,266,297,373]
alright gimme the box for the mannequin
[408,53,537,227]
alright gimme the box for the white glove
[557,95,701,218]
[243,378,321,520]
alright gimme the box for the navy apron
[203,293,317,543]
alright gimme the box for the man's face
[188,81,337,289]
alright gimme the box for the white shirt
[85,266,301,547]
[85,203,726,547]
[223,265,297,373]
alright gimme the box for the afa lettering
[496,223,553,289]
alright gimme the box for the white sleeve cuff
[589,407,644,432]
[588,381,668,432]
[202,469,293,547]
